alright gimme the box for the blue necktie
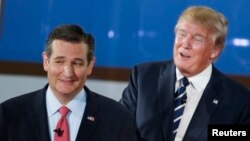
[172,77,190,137]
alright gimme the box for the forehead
[51,40,88,57]
[177,20,211,36]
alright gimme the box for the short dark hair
[44,24,95,63]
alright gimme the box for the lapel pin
[87,116,95,121]
[212,99,218,105]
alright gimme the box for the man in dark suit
[0,24,138,141]
[120,6,250,141]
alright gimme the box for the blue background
[0,0,250,75]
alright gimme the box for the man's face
[173,20,220,77]
[42,39,94,99]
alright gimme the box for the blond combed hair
[175,6,228,49]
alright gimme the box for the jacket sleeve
[119,65,139,115]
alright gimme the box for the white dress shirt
[46,86,87,141]
[174,64,212,141]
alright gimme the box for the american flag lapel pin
[87,116,95,121]
[212,99,218,105]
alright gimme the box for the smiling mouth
[180,52,190,58]
[60,79,74,84]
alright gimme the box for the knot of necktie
[180,77,190,87]
[59,106,69,117]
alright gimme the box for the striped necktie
[172,77,190,137]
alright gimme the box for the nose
[182,34,192,49]
[63,65,73,77]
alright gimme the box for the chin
[177,63,190,72]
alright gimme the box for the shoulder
[213,68,249,92]
[0,88,45,111]
[212,68,250,99]
[85,87,133,117]
[95,93,132,115]
[135,59,173,69]
[131,60,174,75]
[223,76,250,95]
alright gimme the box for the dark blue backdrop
[0,0,250,75]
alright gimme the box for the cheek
[48,65,63,75]
[194,48,211,62]
[74,68,87,78]
[173,43,181,56]
[174,39,182,49]
[174,37,182,45]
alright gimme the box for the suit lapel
[31,85,51,141]
[76,87,99,141]
[158,60,176,141]
[184,67,223,140]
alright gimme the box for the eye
[176,31,187,38]
[73,61,84,66]
[55,60,64,64]
[193,36,205,43]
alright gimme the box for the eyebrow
[73,58,85,62]
[177,29,206,37]
[53,56,84,61]
[53,56,65,60]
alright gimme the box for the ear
[42,52,49,72]
[210,47,222,60]
[87,57,95,75]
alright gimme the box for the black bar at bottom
[208,124,250,141]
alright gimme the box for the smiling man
[0,24,138,141]
[120,6,250,141]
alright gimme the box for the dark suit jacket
[120,60,250,141]
[0,84,138,141]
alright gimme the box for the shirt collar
[176,64,212,93]
[46,86,87,118]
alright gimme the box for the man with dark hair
[0,24,138,141]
